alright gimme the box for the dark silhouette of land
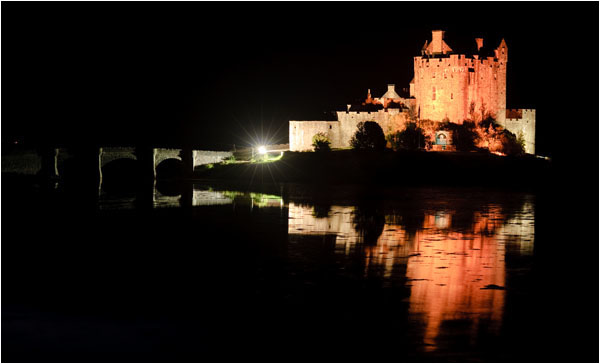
[194,150,553,191]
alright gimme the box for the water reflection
[96,182,535,354]
[98,184,285,210]
[287,194,535,352]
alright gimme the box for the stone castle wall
[412,52,507,124]
[337,109,410,148]
[289,120,342,151]
[501,109,536,154]
[289,109,411,151]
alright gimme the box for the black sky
[2,1,598,158]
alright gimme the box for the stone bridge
[2,147,233,180]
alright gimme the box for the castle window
[451,93,453,100]
[329,125,332,129]
[432,87,436,101]
[444,73,447,79]
[432,73,435,78]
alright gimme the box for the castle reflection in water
[288,197,534,350]
[99,185,535,351]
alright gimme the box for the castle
[289,30,536,154]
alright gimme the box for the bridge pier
[39,147,60,180]
[98,147,103,192]
[136,147,157,209]
[180,148,194,178]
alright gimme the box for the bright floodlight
[257,146,267,155]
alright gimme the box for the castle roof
[380,84,401,99]
[380,89,401,99]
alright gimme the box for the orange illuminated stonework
[411,31,507,124]
[290,30,537,154]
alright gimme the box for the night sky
[2,2,598,159]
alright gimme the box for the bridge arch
[97,147,140,192]
[154,148,182,167]
[154,148,184,179]
[100,147,137,168]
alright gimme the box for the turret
[496,38,508,62]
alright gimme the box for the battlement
[414,53,504,69]
[505,109,536,121]
[338,108,404,116]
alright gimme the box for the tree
[350,121,386,150]
[500,129,525,156]
[437,121,477,152]
[480,114,500,131]
[312,132,331,152]
[387,122,428,151]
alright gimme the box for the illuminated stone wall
[192,150,233,166]
[412,37,507,124]
[336,109,410,148]
[289,120,342,152]
[501,109,536,154]
[289,109,410,151]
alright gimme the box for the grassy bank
[193,150,552,190]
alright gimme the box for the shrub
[437,121,477,152]
[312,132,331,152]
[479,115,501,131]
[388,122,428,151]
[500,130,525,156]
[223,155,237,164]
[350,121,386,150]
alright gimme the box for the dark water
[2,178,597,362]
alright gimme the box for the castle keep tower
[411,31,508,124]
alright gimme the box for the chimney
[387,84,395,93]
[431,30,444,53]
[475,38,484,51]
[346,104,351,112]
